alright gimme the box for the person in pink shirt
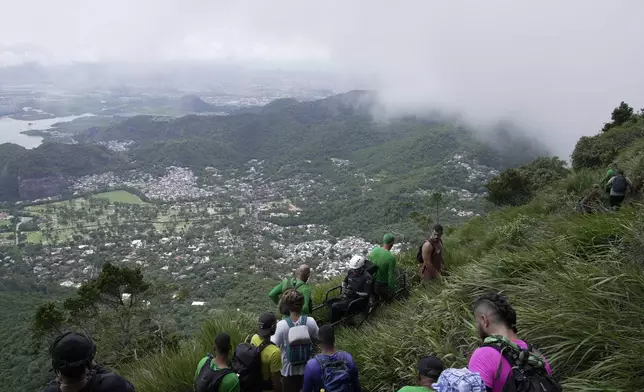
[468,293,557,392]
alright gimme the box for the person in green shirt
[602,166,616,187]
[369,233,396,301]
[269,264,312,315]
[397,355,444,392]
[195,332,240,392]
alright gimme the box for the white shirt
[270,315,319,376]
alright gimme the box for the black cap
[50,332,95,370]
[258,312,277,337]
[418,355,444,379]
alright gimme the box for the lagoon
[0,114,93,148]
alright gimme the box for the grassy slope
[121,152,644,392]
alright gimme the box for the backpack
[482,337,562,392]
[285,315,313,365]
[416,242,425,264]
[431,368,486,392]
[315,353,353,392]
[232,335,275,392]
[612,175,627,193]
[195,355,235,392]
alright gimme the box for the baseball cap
[50,332,96,370]
[418,355,444,379]
[258,312,277,337]
[383,233,395,245]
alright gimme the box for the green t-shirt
[397,386,434,392]
[268,278,312,314]
[195,356,240,392]
[369,246,396,290]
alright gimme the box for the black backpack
[482,338,561,392]
[416,242,425,264]
[612,175,627,193]
[232,335,275,392]
[195,356,234,392]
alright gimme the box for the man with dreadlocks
[468,293,560,392]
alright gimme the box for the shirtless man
[419,224,444,281]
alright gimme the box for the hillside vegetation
[120,106,644,392]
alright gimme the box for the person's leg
[282,375,300,392]
[331,299,351,322]
[374,282,391,302]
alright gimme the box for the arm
[302,285,311,314]
[421,242,438,275]
[269,346,283,392]
[388,255,396,290]
[268,281,284,305]
[271,322,284,347]
[301,360,317,392]
[195,357,207,381]
[348,355,362,392]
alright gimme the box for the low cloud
[2,0,643,156]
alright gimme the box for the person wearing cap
[396,355,445,392]
[269,264,313,316]
[330,255,373,323]
[195,332,240,392]
[250,312,283,392]
[302,325,361,392]
[369,233,397,301]
[42,332,135,392]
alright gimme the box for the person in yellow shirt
[250,312,283,392]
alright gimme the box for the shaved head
[296,264,311,282]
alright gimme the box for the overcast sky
[2,0,644,156]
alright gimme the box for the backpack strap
[285,317,295,328]
[257,338,275,353]
[300,315,308,325]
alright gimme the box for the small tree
[602,101,634,132]
[32,263,175,366]
[430,192,445,223]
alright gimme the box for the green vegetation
[120,114,644,391]
[93,190,146,205]
[486,157,570,206]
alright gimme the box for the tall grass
[124,169,644,392]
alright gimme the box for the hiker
[369,233,397,301]
[269,264,312,315]
[246,312,282,392]
[396,355,444,392]
[606,169,633,209]
[195,332,240,392]
[271,289,319,392]
[579,184,602,213]
[468,293,560,392]
[302,325,361,392]
[42,332,135,392]
[601,165,616,187]
[330,255,374,323]
[418,224,444,281]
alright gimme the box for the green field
[92,190,146,204]
[0,220,10,227]
[26,231,43,243]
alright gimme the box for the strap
[257,338,274,353]
[285,317,295,328]
[245,334,253,344]
[301,315,308,324]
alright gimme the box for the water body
[0,114,94,149]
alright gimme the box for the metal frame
[312,270,408,328]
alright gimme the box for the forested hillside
[120,105,644,392]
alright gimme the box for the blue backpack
[315,353,353,392]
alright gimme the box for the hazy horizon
[2,0,644,157]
